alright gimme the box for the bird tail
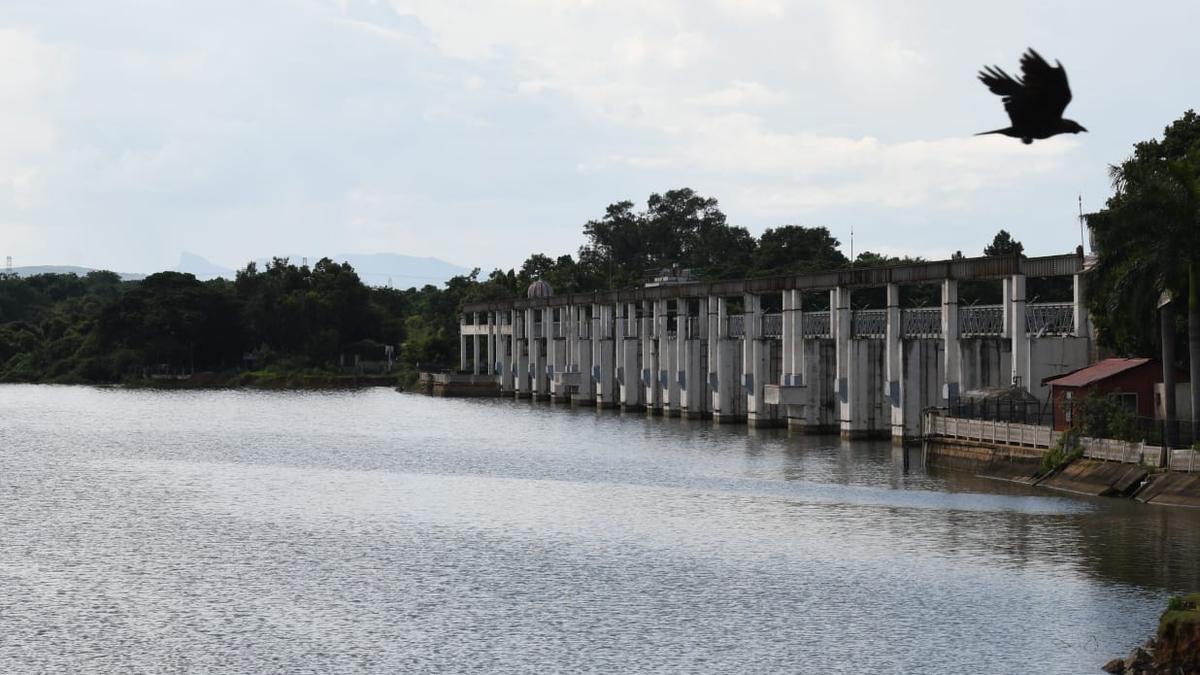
[974,127,1010,137]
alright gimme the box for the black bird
[976,48,1086,144]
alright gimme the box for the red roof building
[1042,358,1189,431]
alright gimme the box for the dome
[526,279,554,298]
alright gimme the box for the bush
[1041,432,1083,473]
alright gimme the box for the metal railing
[852,309,886,338]
[959,305,1003,336]
[532,323,544,339]
[551,321,563,339]
[1026,302,1073,336]
[902,308,941,338]
[684,316,705,339]
[727,314,745,338]
[803,311,831,338]
[761,313,783,337]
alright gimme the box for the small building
[1042,357,1189,431]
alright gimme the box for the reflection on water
[1,385,1198,674]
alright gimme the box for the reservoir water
[2,385,1198,673]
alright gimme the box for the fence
[1026,302,1073,336]
[852,309,886,338]
[950,397,1048,426]
[803,311,831,338]
[925,414,1058,448]
[959,305,1003,336]
[902,308,941,338]
[761,313,783,337]
[925,412,1200,471]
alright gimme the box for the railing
[727,314,745,338]
[532,323,544,339]
[852,309,886,338]
[1027,302,1073,336]
[1168,448,1200,472]
[684,316,705,339]
[901,308,941,338]
[577,322,590,339]
[803,311,831,338]
[761,313,782,337]
[925,414,1058,448]
[551,321,563,339]
[959,305,1003,336]
[1078,437,1163,467]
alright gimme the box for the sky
[0,0,1197,275]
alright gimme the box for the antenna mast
[1078,195,1086,253]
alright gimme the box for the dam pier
[458,253,1092,443]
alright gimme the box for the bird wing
[1019,48,1072,119]
[977,64,1031,128]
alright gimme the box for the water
[1,385,1198,673]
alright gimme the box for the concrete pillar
[1073,272,1089,338]
[885,283,903,442]
[484,311,494,376]
[594,303,616,408]
[471,312,481,375]
[500,310,515,394]
[1001,277,1012,339]
[942,280,960,405]
[707,296,721,417]
[744,292,767,426]
[516,309,532,398]
[712,296,742,423]
[533,307,550,399]
[644,300,661,413]
[547,307,564,401]
[834,286,854,436]
[680,299,705,418]
[781,289,806,429]
[662,299,681,417]
[459,314,468,372]
[573,305,594,406]
[621,303,642,410]
[1010,274,1030,390]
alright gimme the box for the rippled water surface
[2,385,1199,673]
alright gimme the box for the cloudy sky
[1,0,1197,275]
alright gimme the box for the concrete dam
[458,253,1092,443]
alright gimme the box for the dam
[458,253,1092,442]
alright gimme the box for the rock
[1101,657,1124,673]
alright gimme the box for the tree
[752,225,847,276]
[1088,109,1200,444]
[984,230,1025,257]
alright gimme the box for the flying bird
[976,48,1086,144]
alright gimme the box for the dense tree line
[0,185,1040,384]
[0,258,474,382]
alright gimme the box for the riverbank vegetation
[0,259,472,384]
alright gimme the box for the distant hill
[176,252,469,288]
[7,265,145,281]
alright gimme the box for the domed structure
[526,279,554,299]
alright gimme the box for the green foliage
[983,229,1024,257]
[1088,109,1200,356]
[1074,393,1140,442]
[0,257,479,383]
[1040,432,1083,472]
